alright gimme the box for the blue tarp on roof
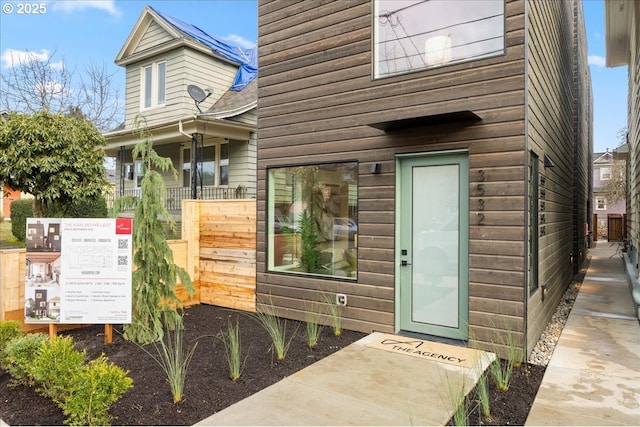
[152,7,257,91]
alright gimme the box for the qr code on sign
[117,256,128,266]
[118,239,128,249]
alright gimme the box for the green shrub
[62,355,133,426]
[4,332,131,426]
[10,199,33,241]
[30,335,87,403]
[3,333,48,386]
[0,320,23,368]
[64,196,109,218]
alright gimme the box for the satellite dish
[187,84,213,113]
[188,84,207,103]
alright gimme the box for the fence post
[182,199,201,303]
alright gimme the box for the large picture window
[373,0,505,78]
[268,163,358,279]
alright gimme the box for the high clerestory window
[373,0,505,78]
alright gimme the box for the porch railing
[105,185,248,211]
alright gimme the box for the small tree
[0,111,107,217]
[602,161,626,205]
[111,118,194,345]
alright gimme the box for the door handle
[401,260,411,266]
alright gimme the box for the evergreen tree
[112,118,194,345]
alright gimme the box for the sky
[0,0,629,154]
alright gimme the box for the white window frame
[596,196,606,210]
[140,61,166,110]
[181,141,230,187]
[134,160,144,189]
[599,167,612,180]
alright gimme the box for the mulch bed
[0,303,545,426]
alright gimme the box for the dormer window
[141,61,166,109]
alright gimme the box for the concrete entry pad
[196,332,494,426]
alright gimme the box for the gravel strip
[528,269,585,366]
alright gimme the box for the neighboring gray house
[593,150,626,241]
[104,6,257,219]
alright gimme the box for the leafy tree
[0,111,108,217]
[111,118,194,345]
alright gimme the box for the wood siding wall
[133,19,173,54]
[257,0,529,355]
[573,0,592,273]
[525,0,591,355]
[229,132,258,198]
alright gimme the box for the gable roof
[116,6,257,91]
[593,152,613,164]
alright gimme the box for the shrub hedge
[9,199,33,241]
[2,332,132,426]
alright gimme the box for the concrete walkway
[196,333,493,426]
[526,241,640,426]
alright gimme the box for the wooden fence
[0,199,257,331]
[182,199,256,312]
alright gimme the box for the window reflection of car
[419,213,458,282]
[274,215,295,233]
[332,218,357,240]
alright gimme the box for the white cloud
[50,1,121,17]
[1,48,50,68]
[50,61,65,70]
[588,55,606,67]
[223,34,256,50]
[34,81,67,96]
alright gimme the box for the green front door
[397,152,469,340]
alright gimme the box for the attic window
[141,61,166,109]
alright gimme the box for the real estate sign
[24,218,132,324]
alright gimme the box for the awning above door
[367,110,481,132]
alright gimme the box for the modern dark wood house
[256,0,592,359]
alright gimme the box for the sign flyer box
[24,218,132,324]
